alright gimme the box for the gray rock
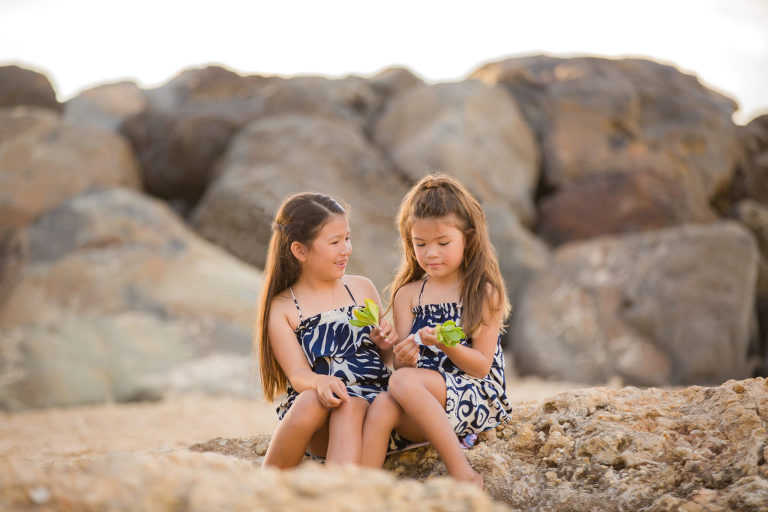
[511,222,759,385]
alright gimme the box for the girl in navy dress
[361,174,512,489]
[257,192,394,468]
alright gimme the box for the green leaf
[435,320,466,347]
[349,299,380,328]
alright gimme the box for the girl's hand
[369,319,394,351]
[315,375,350,408]
[416,326,439,347]
[393,334,420,367]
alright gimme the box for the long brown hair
[256,192,347,401]
[389,173,510,337]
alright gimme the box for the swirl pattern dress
[276,282,390,420]
[410,280,512,439]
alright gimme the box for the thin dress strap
[417,278,428,306]
[289,287,303,323]
[341,279,358,306]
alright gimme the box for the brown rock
[366,66,425,105]
[717,113,768,211]
[472,56,740,205]
[190,114,407,289]
[0,107,142,230]
[0,228,25,309]
[512,222,759,385]
[537,170,718,246]
[0,451,510,512]
[0,188,262,409]
[373,81,539,225]
[63,81,147,131]
[0,65,60,111]
[193,378,768,511]
[122,65,383,213]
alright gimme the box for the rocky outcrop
[511,222,759,386]
[120,66,385,213]
[536,170,718,247]
[0,65,60,111]
[0,451,509,512]
[190,114,408,289]
[0,107,142,230]
[184,378,768,512]
[373,81,539,225]
[472,56,740,239]
[192,378,768,511]
[0,189,262,409]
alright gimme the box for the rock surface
[0,65,60,111]
[511,222,759,385]
[0,451,509,512]
[0,107,142,230]
[0,189,262,409]
[193,378,768,511]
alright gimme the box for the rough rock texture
[537,170,718,246]
[373,81,539,225]
[0,107,142,230]
[718,114,768,210]
[0,228,25,310]
[511,222,759,386]
[0,65,60,111]
[190,114,408,289]
[63,81,147,131]
[0,189,262,409]
[472,56,740,209]
[0,451,509,512]
[194,379,768,511]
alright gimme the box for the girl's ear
[291,241,308,262]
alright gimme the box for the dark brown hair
[256,192,347,401]
[389,173,510,337]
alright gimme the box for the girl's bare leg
[263,390,330,468]
[325,397,370,465]
[388,368,482,488]
[361,391,425,468]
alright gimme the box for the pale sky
[1,0,767,124]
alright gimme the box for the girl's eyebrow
[326,231,351,241]
[412,234,451,241]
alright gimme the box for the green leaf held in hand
[349,299,380,328]
[435,320,466,347]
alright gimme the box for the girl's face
[410,214,466,282]
[302,214,351,280]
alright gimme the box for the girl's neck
[293,273,341,293]
[424,273,462,302]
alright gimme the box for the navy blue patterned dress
[407,279,512,439]
[276,281,390,420]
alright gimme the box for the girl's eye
[439,242,449,246]
[415,243,425,247]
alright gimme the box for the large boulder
[536,170,718,247]
[0,107,142,230]
[472,56,740,211]
[121,66,383,213]
[63,81,147,131]
[190,114,408,289]
[0,188,262,409]
[193,378,768,511]
[511,222,759,386]
[373,81,539,225]
[0,65,60,111]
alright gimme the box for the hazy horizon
[1,0,767,123]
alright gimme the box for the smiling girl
[256,192,394,468]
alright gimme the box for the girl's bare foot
[453,468,483,490]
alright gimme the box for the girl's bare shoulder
[344,274,378,298]
[393,280,423,308]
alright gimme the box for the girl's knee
[388,368,422,399]
[291,390,329,426]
